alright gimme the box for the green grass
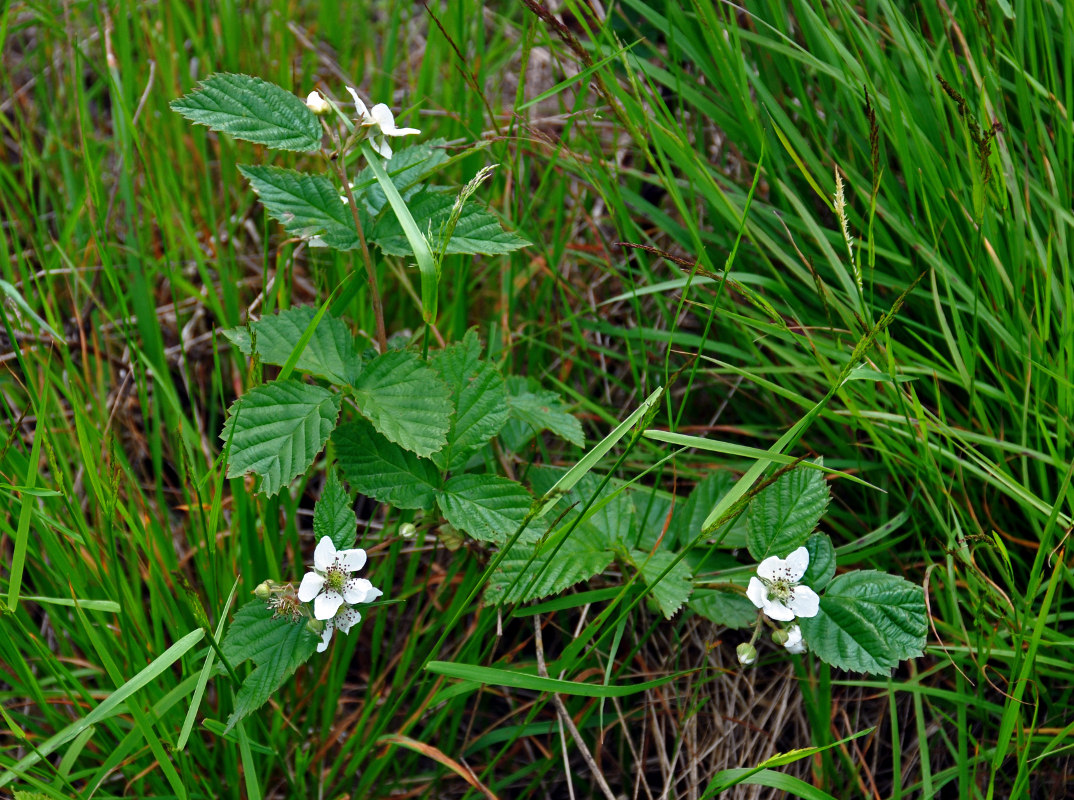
[2,0,1072,798]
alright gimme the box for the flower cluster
[739,546,819,666]
[304,86,420,160]
[298,536,383,652]
[255,536,382,653]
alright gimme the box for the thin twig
[533,615,617,800]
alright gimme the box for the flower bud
[736,643,757,666]
[771,628,790,646]
[399,522,417,539]
[306,617,325,635]
[306,90,330,116]
[253,581,273,600]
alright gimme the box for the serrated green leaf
[238,165,360,250]
[333,419,439,510]
[350,349,452,457]
[352,139,451,215]
[503,376,585,448]
[669,471,747,549]
[633,490,674,551]
[484,545,613,606]
[529,467,636,550]
[226,306,360,384]
[170,73,322,152]
[630,549,692,619]
[430,331,509,469]
[372,188,530,256]
[798,570,927,675]
[220,379,340,497]
[438,474,532,545]
[689,589,759,628]
[802,533,836,590]
[746,463,829,560]
[220,601,319,732]
[314,469,356,550]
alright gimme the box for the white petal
[343,577,371,604]
[369,103,396,131]
[316,624,333,653]
[786,585,820,618]
[784,625,803,649]
[307,235,328,248]
[755,555,785,581]
[761,596,796,621]
[746,577,767,609]
[370,136,392,159]
[346,86,369,119]
[313,536,337,570]
[297,571,325,602]
[335,607,361,634]
[389,126,420,137]
[365,585,383,603]
[314,590,345,620]
[335,548,366,573]
[783,547,810,581]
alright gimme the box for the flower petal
[297,571,325,602]
[783,546,810,581]
[370,136,392,159]
[746,577,767,609]
[786,585,820,618]
[314,536,337,571]
[369,103,396,132]
[387,125,421,137]
[335,607,361,635]
[784,625,803,649]
[755,555,784,581]
[314,590,345,620]
[316,624,333,653]
[343,577,372,604]
[761,596,796,621]
[335,548,367,573]
[346,86,369,119]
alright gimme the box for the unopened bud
[399,522,417,539]
[306,617,325,635]
[306,90,330,115]
[736,643,757,666]
[771,628,790,646]
[253,581,273,600]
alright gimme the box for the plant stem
[324,142,388,352]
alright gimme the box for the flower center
[324,564,347,595]
[767,578,794,603]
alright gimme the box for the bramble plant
[169,73,927,728]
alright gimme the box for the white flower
[306,90,331,115]
[345,87,420,159]
[784,624,807,654]
[746,546,820,622]
[298,536,376,620]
